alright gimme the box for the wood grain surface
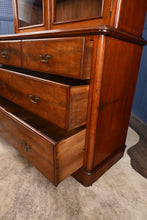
[0,68,89,130]
[0,41,21,67]
[22,37,93,79]
[93,37,143,168]
[0,97,86,186]
[118,0,147,36]
[0,26,146,45]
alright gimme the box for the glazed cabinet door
[51,0,113,29]
[12,0,117,33]
[17,0,43,28]
[54,0,103,23]
[12,0,49,33]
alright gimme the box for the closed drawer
[0,97,85,186]
[22,37,93,79]
[0,41,21,67]
[0,68,89,130]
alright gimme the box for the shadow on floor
[128,113,147,178]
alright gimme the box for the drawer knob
[1,51,8,58]
[40,54,51,63]
[29,94,40,104]
[21,141,32,152]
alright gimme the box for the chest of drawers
[0,0,146,186]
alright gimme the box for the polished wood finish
[50,0,112,30]
[110,0,118,26]
[0,26,146,45]
[54,0,103,23]
[74,36,144,185]
[73,145,126,186]
[93,37,143,167]
[0,67,89,130]
[12,0,147,36]
[113,0,123,29]
[22,37,93,79]
[118,0,147,36]
[113,0,147,36]
[0,97,86,186]
[56,129,85,183]
[12,0,50,33]
[84,35,106,170]
[0,40,21,67]
[0,0,146,186]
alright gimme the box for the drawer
[0,40,21,67]
[0,97,86,186]
[0,68,89,130]
[22,37,93,79]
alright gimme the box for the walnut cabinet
[0,0,146,186]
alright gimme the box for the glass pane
[55,0,103,23]
[17,0,43,28]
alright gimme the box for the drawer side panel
[56,129,86,184]
[69,85,89,130]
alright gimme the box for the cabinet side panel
[118,0,147,36]
[84,35,106,170]
[93,37,142,168]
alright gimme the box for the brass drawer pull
[40,54,51,63]
[21,141,32,152]
[29,94,40,104]
[1,51,8,58]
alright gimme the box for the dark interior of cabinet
[17,0,43,28]
[2,66,90,86]
[54,0,103,23]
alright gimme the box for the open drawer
[0,97,86,186]
[0,67,89,130]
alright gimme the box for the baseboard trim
[72,145,126,187]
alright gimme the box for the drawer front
[0,68,89,130]
[0,102,85,186]
[0,41,21,67]
[22,37,93,79]
[0,107,55,184]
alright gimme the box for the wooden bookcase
[0,0,146,186]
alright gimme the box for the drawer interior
[0,96,85,142]
[1,65,89,85]
[0,97,86,185]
